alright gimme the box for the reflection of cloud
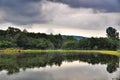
[111,68,120,80]
[116,69,120,79]
[0,61,117,80]
[61,61,88,67]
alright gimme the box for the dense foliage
[0,27,63,49]
[106,27,119,39]
[0,27,119,50]
[62,27,120,50]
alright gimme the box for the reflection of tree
[0,52,119,75]
[48,53,63,66]
[107,63,118,73]
[107,57,119,73]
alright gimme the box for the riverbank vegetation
[0,27,119,50]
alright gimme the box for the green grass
[0,49,120,56]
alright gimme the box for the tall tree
[16,33,29,48]
[106,27,119,39]
[7,27,21,34]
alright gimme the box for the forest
[0,27,119,50]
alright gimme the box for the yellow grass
[0,49,120,56]
[23,50,120,56]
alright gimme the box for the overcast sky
[0,0,120,37]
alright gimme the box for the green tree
[106,27,119,39]
[16,33,29,48]
[35,38,54,49]
[0,41,16,48]
[49,34,63,49]
[62,40,78,49]
[7,27,21,36]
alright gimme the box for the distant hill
[62,35,86,40]
[73,35,86,40]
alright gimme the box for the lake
[0,52,120,80]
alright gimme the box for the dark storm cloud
[0,0,119,30]
[0,0,48,25]
[48,0,120,12]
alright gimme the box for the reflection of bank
[0,52,120,75]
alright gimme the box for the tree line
[0,27,119,50]
[62,27,119,50]
[0,27,63,49]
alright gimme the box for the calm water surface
[0,52,120,80]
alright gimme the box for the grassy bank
[24,50,120,56]
[0,49,120,56]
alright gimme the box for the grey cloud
[0,0,49,25]
[48,0,120,12]
[42,1,120,30]
[47,28,55,33]
[0,0,119,32]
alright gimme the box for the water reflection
[0,52,119,75]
